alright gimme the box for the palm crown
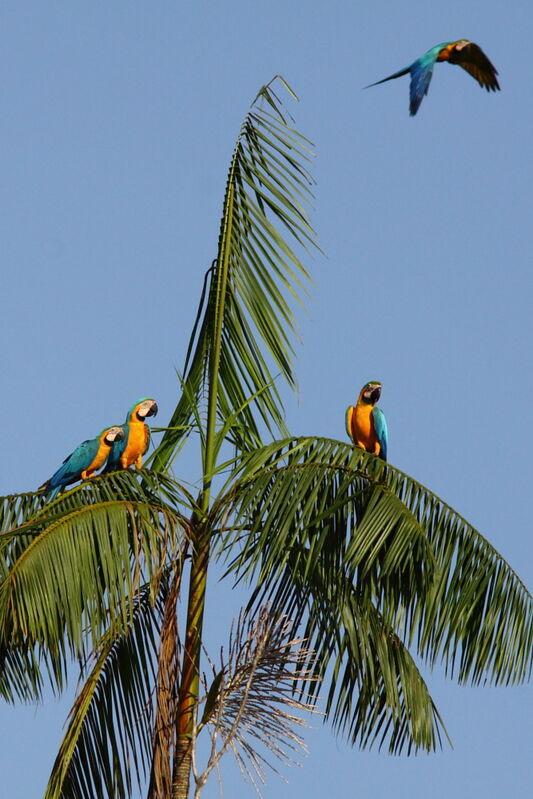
[0,78,531,799]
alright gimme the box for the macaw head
[100,426,126,446]
[358,381,382,405]
[127,398,158,422]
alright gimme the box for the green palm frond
[44,582,163,799]
[152,77,317,471]
[0,471,194,534]
[214,437,532,742]
[218,438,435,620]
[0,475,188,688]
[0,490,47,531]
[328,609,446,754]
[301,572,448,754]
[0,641,44,702]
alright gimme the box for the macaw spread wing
[449,41,500,91]
[409,59,436,115]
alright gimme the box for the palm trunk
[171,527,210,799]
[147,565,182,799]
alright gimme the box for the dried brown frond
[194,605,321,797]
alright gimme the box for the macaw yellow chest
[121,422,149,469]
[82,442,110,478]
[349,404,378,453]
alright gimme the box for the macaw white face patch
[362,382,382,403]
[105,426,125,444]
[136,399,158,420]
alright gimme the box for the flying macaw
[103,398,158,473]
[346,381,388,461]
[40,425,125,500]
[366,40,500,115]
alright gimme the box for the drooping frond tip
[251,75,300,123]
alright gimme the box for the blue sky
[1,2,531,797]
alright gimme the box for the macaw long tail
[39,479,59,500]
[365,66,411,88]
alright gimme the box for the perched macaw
[346,381,388,461]
[366,40,500,115]
[103,398,158,473]
[40,425,125,500]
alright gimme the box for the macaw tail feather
[365,66,411,89]
[39,480,60,500]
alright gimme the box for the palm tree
[0,77,531,799]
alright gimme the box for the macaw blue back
[408,45,452,115]
[45,438,100,498]
[371,407,388,461]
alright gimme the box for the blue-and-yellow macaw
[103,398,158,473]
[40,425,125,500]
[346,381,388,461]
[366,40,500,115]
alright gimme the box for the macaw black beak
[370,386,381,404]
[146,401,158,418]
[136,400,159,421]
